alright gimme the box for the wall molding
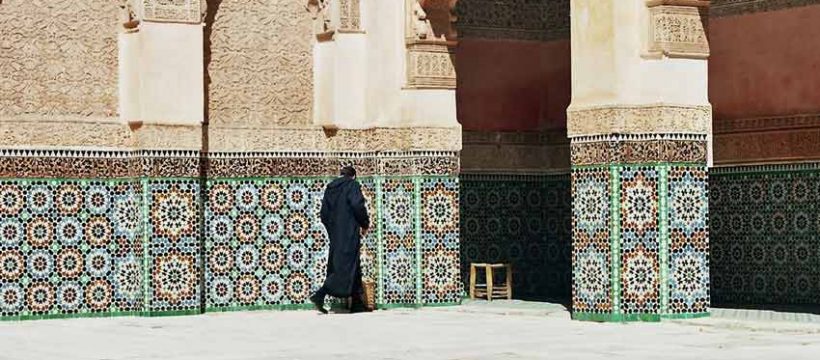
[455,0,570,42]
[710,0,820,17]
[713,114,820,166]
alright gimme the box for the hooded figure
[310,166,370,313]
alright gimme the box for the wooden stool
[469,263,512,301]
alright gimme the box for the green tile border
[573,309,710,322]
[659,164,670,315]
[0,311,145,322]
[609,165,621,314]
[413,178,423,305]
[375,176,385,305]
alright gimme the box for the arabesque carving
[567,104,712,137]
[406,43,457,89]
[208,0,313,127]
[646,1,710,59]
[0,0,120,119]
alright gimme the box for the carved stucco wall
[0,0,120,119]
[206,0,313,128]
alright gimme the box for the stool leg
[506,265,513,300]
[486,266,494,301]
[469,265,476,300]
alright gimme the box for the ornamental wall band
[455,0,570,41]
[710,0,820,17]
[566,105,712,137]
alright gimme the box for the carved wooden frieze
[141,0,206,24]
[646,1,710,59]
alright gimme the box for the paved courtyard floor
[2,301,820,360]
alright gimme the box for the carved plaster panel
[132,124,202,150]
[141,0,206,23]
[208,0,313,127]
[455,0,570,41]
[646,2,710,59]
[0,0,119,118]
[0,117,133,149]
[406,43,457,89]
[566,104,712,137]
[339,0,361,31]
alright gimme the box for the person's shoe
[309,294,327,314]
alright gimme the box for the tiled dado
[0,150,461,320]
[460,174,572,302]
[710,163,820,307]
[571,135,710,322]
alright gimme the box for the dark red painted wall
[710,5,820,120]
[456,39,571,132]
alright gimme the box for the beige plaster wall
[569,0,708,110]
[139,22,204,125]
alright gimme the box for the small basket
[363,278,376,311]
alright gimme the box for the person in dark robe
[310,166,370,314]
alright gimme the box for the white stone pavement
[2,302,820,360]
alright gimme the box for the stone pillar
[568,0,711,321]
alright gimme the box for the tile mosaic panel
[0,150,463,321]
[459,175,571,302]
[667,166,710,314]
[359,180,380,287]
[203,179,328,310]
[571,156,710,321]
[571,168,613,314]
[711,166,820,306]
[619,167,660,315]
[380,179,418,305]
[146,180,201,314]
[421,178,461,304]
[0,179,143,318]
